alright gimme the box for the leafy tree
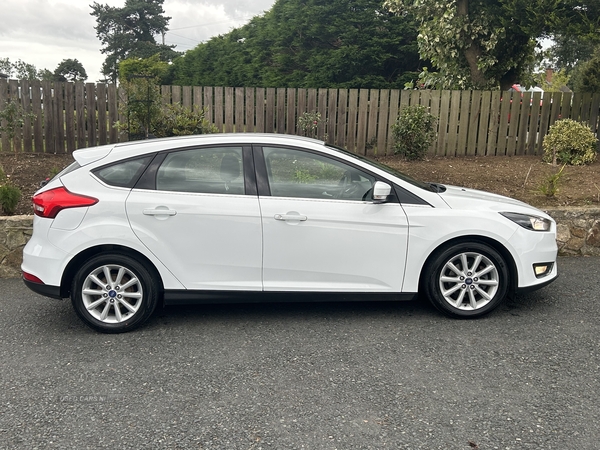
[169,0,422,89]
[91,0,179,82]
[53,59,88,82]
[38,69,56,81]
[383,0,600,90]
[116,55,170,138]
[0,99,36,152]
[547,34,598,75]
[0,58,11,77]
[0,57,51,80]
[12,60,40,80]
[573,49,600,92]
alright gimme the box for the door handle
[274,213,307,221]
[143,208,177,216]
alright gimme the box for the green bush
[0,183,21,215]
[297,111,325,140]
[152,104,218,137]
[542,119,598,166]
[391,105,436,160]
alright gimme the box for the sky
[1,0,276,82]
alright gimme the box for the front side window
[156,147,244,195]
[262,147,375,201]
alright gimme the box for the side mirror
[372,181,392,203]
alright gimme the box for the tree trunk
[457,0,488,88]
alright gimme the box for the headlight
[500,212,552,231]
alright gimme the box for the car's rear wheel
[71,253,159,333]
[423,242,509,318]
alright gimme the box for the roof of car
[113,133,325,149]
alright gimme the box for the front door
[257,146,409,292]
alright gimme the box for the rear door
[126,145,263,291]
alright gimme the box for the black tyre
[71,253,159,333]
[423,242,509,318]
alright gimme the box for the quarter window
[262,147,375,201]
[156,147,244,195]
[94,156,153,188]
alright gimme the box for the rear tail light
[32,187,98,219]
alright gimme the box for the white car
[22,134,558,333]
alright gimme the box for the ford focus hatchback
[22,134,558,333]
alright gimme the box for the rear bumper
[23,278,63,299]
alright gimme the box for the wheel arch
[418,235,518,294]
[60,245,165,299]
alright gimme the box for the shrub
[152,104,218,137]
[537,164,566,197]
[542,119,598,166]
[297,111,325,140]
[0,183,21,215]
[391,105,436,160]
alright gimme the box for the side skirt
[163,290,418,306]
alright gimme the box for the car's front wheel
[71,253,159,333]
[423,242,509,318]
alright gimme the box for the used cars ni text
[22,134,558,333]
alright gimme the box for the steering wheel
[336,171,361,199]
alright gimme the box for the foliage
[542,119,598,166]
[391,105,436,160]
[91,0,179,82]
[119,54,169,82]
[573,50,600,93]
[0,99,37,152]
[0,57,49,80]
[0,183,21,215]
[169,0,422,89]
[536,68,570,92]
[537,164,565,197]
[152,104,218,137]
[547,34,598,75]
[115,55,169,138]
[383,0,600,91]
[116,58,217,138]
[54,59,88,82]
[297,112,325,140]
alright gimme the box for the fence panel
[346,89,358,152]
[246,87,256,133]
[366,89,379,156]
[327,89,337,146]
[336,89,347,148]
[356,89,369,154]
[235,87,245,132]
[286,88,296,135]
[377,89,390,155]
[457,90,471,155]
[3,81,600,156]
[31,81,44,152]
[255,88,265,133]
[386,89,400,155]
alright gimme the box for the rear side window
[156,147,244,195]
[93,155,153,188]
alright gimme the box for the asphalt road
[1,256,599,450]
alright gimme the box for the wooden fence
[1,79,600,157]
